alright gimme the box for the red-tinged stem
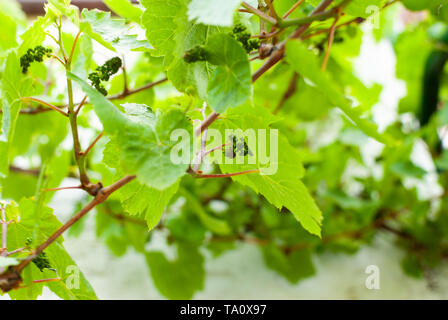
[321,13,340,71]
[42,185,83,192]
[265,0,280,21]
[75,95,88,115]
[50,54,66,66]
[6,247,25,256]
[252,0,335,82]
[241,2,277,25]
[1,205,7,258]
[68,30,82,65]
[283,0,306,19]
[82,131,104,157]
[107,78,168,100]
[32,278,61,284]
[196,111,220,136]
[204,143,229,157]
[20,97,68,117]
[196,169,260,179]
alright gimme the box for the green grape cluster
[20,45,52,73]
[32,252,52,272]
[183,45,209,63]
[25,237,33,246]
[230,23,260,53]
[88,57,122,96]
[223,135,252,159]
[25,238,53,272]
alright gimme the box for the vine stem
[67,30,82,65]
[106,77,168,100]
[196,111,219,136]
[193,104,209,172]
[195,169,260,179]
[241,2,277,25]
[42,185,83,192]
[20,97,68,117]
[268,0,306,35]
[277,6,341,28]
[197,0,344,135]
[61,27,102,195]
[50,54,65,66]
[75,95,88,115]
[82,131,104,157]
[265,0,280,21]
[302,17,364,39]
[56,18,68,62]
[5,78,169,115]
[273,72,299,114]
[252,0,336,82]
[1,205,7,258]
[6,247,25,256]
[67,76,91,189]
[321,12,341,71]
[203,143,228,157]
[13,175,136,275]
[283,0,306,19]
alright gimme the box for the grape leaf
[45,0,80,25]
[68,73,193,190]
[117,178,180,230]
[18,15,52,56]
[205,33,252,113]
[80,9,151,52]
[4,199,97,300]
[0,52,34,177]
[145,243,204,299]
[187,0,242,27]
[141,0,220,98]
[141,0,182,58]
[168,17,218,99]
[181,188,232,235]
[262,244,315,283]
[95,202,148,256]
[104,0,143,21]
[212,104,322,236]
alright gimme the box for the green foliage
[205,34,252,112]
[69,72,193,190]
[285,40,391,145]
[104,0,143,21]
[187,0,244,27]
[212,105,322,236]
[2,0,448,300]
[262,245,315,283]
[145,243,204,300]
[0,52,34,177]
[80,9,151,52]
